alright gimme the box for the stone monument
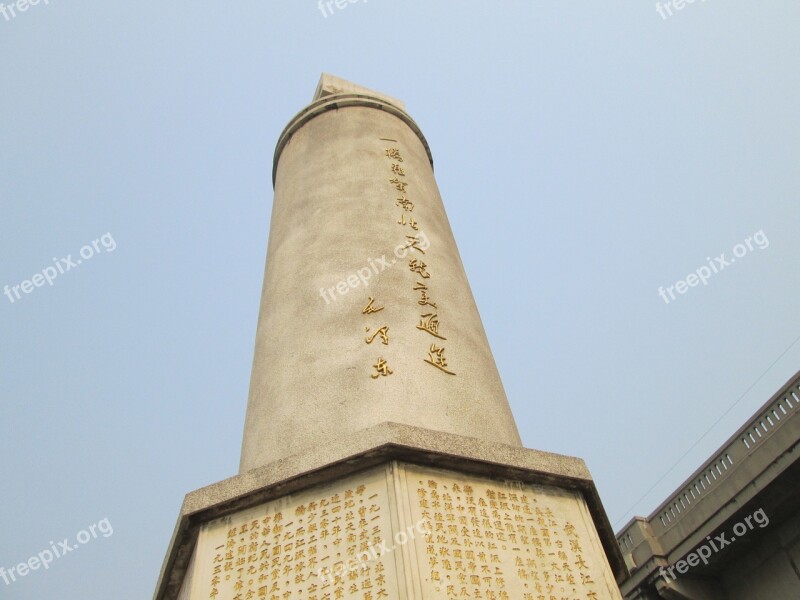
[154,74,626,600]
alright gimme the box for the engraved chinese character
[365,326,390,346]
[397,213,419,230]
[362,297,384,315]
[371,358,393,379]
[417,314,446,340]
[389,178,408,192]
[385,148,403,161]
[390,163,405,176]
[415,284,437,309]
[425,344,456,375]
[396,196,414,212]
[409,259,430,278]
[404,235,426,254]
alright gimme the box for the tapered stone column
[154,75,626,600]
[240,74,521,471]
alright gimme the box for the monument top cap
[273,73,429,185]
[313,73,406,111]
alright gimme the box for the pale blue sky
[1,1,798,598]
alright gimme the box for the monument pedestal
[154,423,626,599]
